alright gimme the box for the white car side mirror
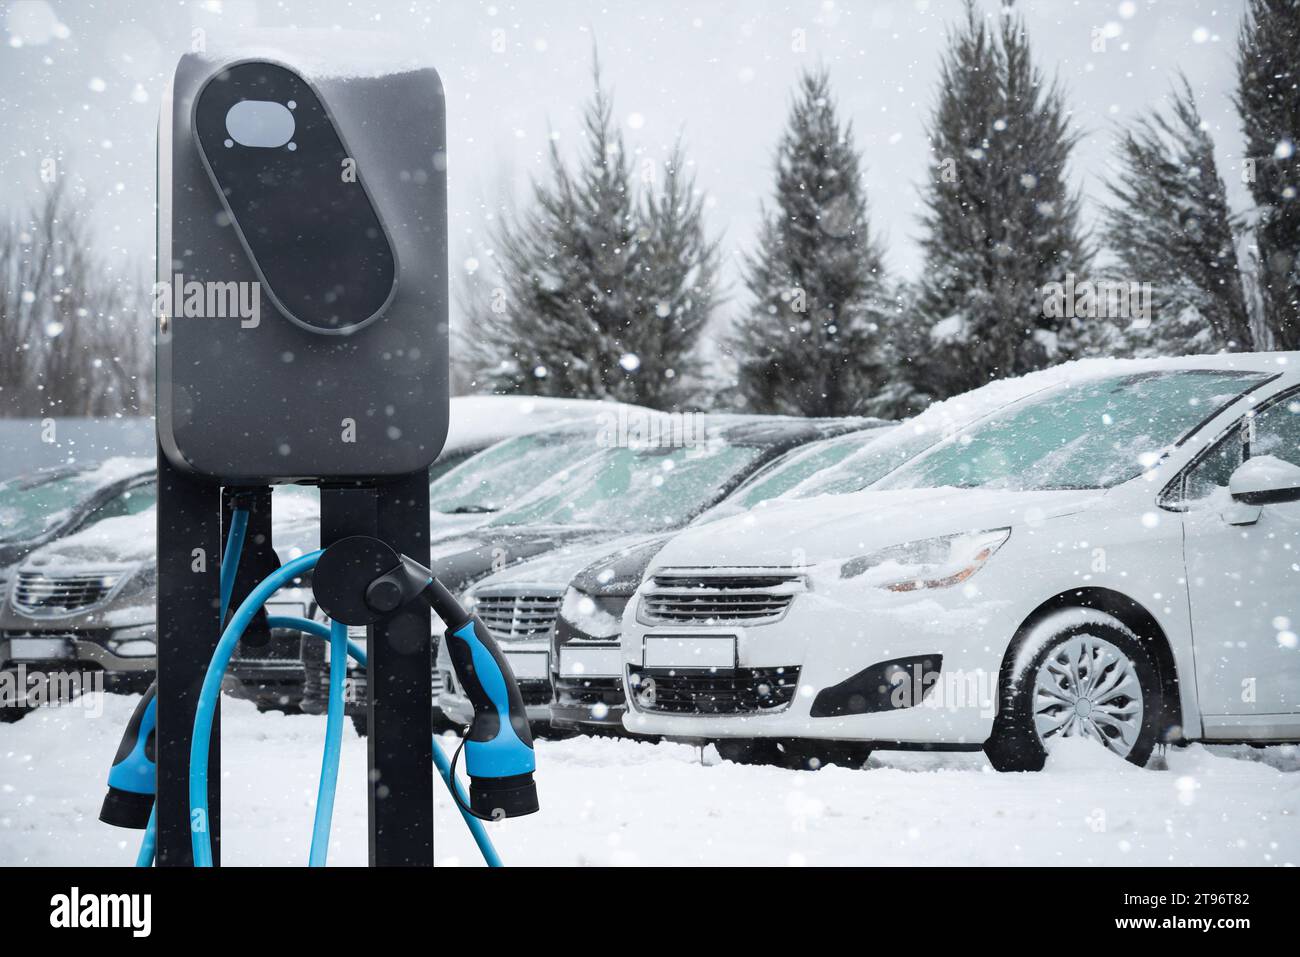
[1228,455,1300,506]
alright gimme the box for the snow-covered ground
[1,692,1297,867]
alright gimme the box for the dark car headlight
[558,587,627,640]
[108,625,157,657]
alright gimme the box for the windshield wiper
[443,504,497,514]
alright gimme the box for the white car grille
[473,589,563,641]
[13,571,118,615]
[640,569,804,625]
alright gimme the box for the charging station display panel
[158,53,449,483]
[193,62,397,335]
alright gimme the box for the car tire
[715,738,786,767]
[350,712,368,737]
[806,741,872,770]
[986,614,1163,772]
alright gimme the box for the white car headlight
[839,528,1010,592]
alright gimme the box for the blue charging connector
[102,510,517,868]
[99,508,250,840]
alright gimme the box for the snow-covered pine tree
[910,2,1089,403]
[1236,0,1300,349]
[632,143,721,409]
[1099,74,1252,356]
[728,69,891,417]
[465,56,715,410]
[466,59,638,400]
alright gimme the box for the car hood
[22,512,324,574]
[19,510,156,571]
[427,523,622,594]
[466,532,665,594]
[649,486,1105,570]
[429,512,495,542]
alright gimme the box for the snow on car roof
[698,413,890,446]
[879,352,1295,447]
[442,396,652,454]
[774,353,1295,504]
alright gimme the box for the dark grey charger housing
[157,53,449,483]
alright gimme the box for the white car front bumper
[621,569,1013,745]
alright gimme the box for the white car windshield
[486,442,765,532]
[705,428,889,516]
[429,432,600,515]
[875,369,1270,492]
[789,425,950,498]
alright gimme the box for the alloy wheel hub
[1032,633,1144,758]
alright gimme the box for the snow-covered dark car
[0,398,632,719]
[0,482,320,716]
[0,458,153,600]
[434,415,886,728]
[0,465,156,719]
[297,398,651,728]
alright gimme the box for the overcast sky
[0,0,1250,331]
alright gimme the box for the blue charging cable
[190,551,322,866]
[135,806,157,867]
[266,615,502,867]
[309,617,348,865]
[123,509,504,867]
[192,564,506,867]
[129,507,248,866]
[219,508,249,622]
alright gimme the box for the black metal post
[155,451,222,866]
[321,475,433,865]
[371,471,434,865]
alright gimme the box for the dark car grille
[473,591,562,641]
[232,628,304,664]
[629,665,800,715]
[12,572,116,614]
[555,675,623,706]
[640,571,802,625]
[518,680,553,706]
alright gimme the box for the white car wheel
[986,615,1163,772]
[1032,633,1145,758]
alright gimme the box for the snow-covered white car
[621,355,1300,770]
[546,369,1115,734]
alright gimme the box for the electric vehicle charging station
[97,47,537,867]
